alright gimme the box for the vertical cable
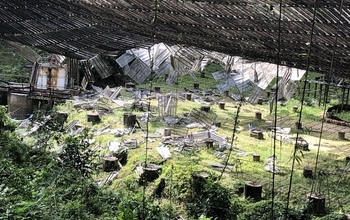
[169,164,174,217]
[310,0,344,210]
[271,0,283,218]
[284,0,318,218]
[218,101,242,181]
[142,0,159,218]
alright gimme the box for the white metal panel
[36,66,48,89]
[212,71,227,81]
[56,67,67,90]
[116,52,135,67]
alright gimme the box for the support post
[255,112,262,120]
[314,77,319,99]
[154,86,161,93]
[219,102,225,110]
[318,84,323,106]
[244,181,262,201]
[253,154,260,162]
[338,131,345,140]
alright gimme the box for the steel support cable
[218,101,242,181]
[142,0,159,218]
[284,0,319,218]
[309,0,345,211]
[270,0,284,218]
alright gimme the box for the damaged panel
[216,77,236,93]
[170,55,191,76]
[253,62,277,90]
[151,43,172,69]
[221,55,241,73]
[277,67,292,99]
[126,43,172,71]
[230,73,253,93]
[30,62,39,86]
[127,58,151,84]
[280,81,297,100]
[130,47,151,66]
[248,84,265,105]
[122,64,130,76]
[116,52,135,68]
[157,145,171,160]
[4,40,41,62]
[169,46,206,75]
[290,68,306,81]
[188,108,217,128]
[80,60,95,85]
[81,76,88,89]
[89,55,112,79]
[189,130,210,140]
[158,94,178,118]
[208,132,226,143]
[67,58,79,87]
[165,67,178,85]
[212,71,227,81]
[154,61,173,76]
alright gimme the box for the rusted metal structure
[0,0,350,116]
[0,0,348,79]
[0,54,74,118]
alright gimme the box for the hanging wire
[270,0,284,218]
[142,0,159,218]
[169,164,174,217]
[309,0,345,210]
[284,0,319,218]
[218,101,242,181]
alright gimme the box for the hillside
[1,66,350,219]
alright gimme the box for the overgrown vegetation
[1,43,350,218]
[0,106,172,219]
[0,44,30,82]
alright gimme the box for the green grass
[4,41,350,218]
[49,65,350,218]
[335,111,350,122]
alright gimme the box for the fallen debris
[98,171,118,187]
[108,140,121,152]
[188,108,217,128]
[210,161,235,169]
[93,125,111,136]
[248,123,264,139]
[156,145,171,160]
[264,156,281,174]
[188,129,226,143]
[122,139,138,149]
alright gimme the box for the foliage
[0,105,17,131]
[58,129,98,178]
[334,110,350,122]
[2,56,350,219]
[0,44,30,82]
[318,212,348,220]
[0,106,179,219]
[237,200,303,220]
[0,106,27,164]
[0,108,116,219]
[186,175,243,220]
